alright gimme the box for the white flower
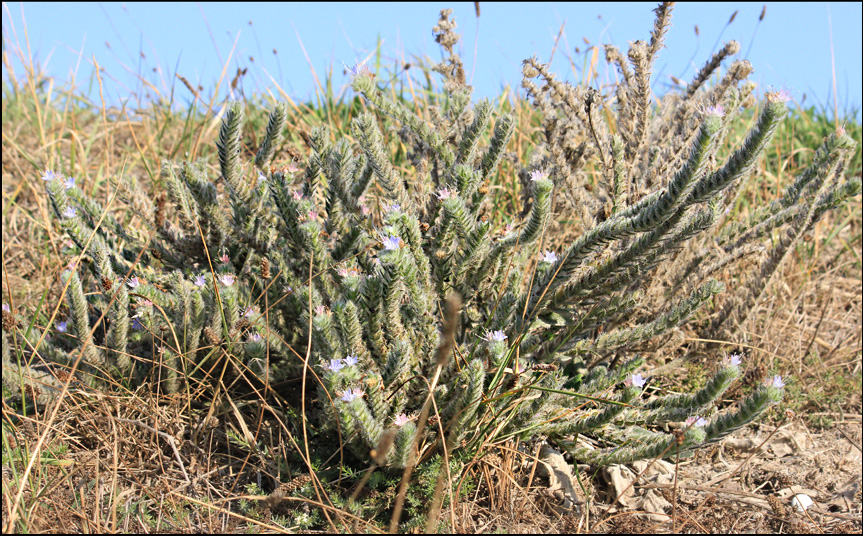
[127,277,140,289]
[343,355,359,367]
[768,375,785,389]
[326,359,345,372]
[219,274,235,286]
[194,275,207,287]
[629,373,646,388]
[62,207,77,219]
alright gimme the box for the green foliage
[4,6,859,473]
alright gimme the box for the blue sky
[3,2,861,118]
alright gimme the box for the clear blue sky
[3,2,861,118]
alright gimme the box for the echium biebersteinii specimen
[5,4,859,469]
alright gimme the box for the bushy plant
[3,4,859,471]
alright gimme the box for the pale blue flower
[340,387,365,402]
[132,318,143,331]
[541,250,558,263]
[42,170,57,181]
[724,353,742,367]
[219,274,235,286]
[686,416,707,427]
[194,275,206,287]
[387,203,401,212]
[343,59,372,78]
[257,173,266,184]
[63,176,76,189]
[770,375,785,389]
[485,330,507,342]
[249,333,263,343]
[343,355,359,367]
[529,169,548,182]
[382,235,402,250]
[630,373,646,388]
[62,207,77,219]
[2,303,9,312]
[127,277,140,289]
[55,320,67,333]
[326,359,345,372]
[704,105,725,118]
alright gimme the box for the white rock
[791,493,813,512]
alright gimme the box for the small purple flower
[529,169,549,182]
[194,275,207,287]
[359,204,370,216]
[326,359,345,372]
[629,373,646,388]
[436,187,455,200]
[257,173,266,184]
[137,298,153,307]
[387,203,401,212]
[381,235,402,250]
[127,277,140,289]
[344,355,359,367]
[249,333,263,343]
[55,320,68,333]
[769,375,785,389]
[723,353,742,367]
[285,160,300,173]
[2,303,9,312]
[686,416,707,427]
[767,89,792,104]
[394,413,411,427]
[343,59,372,78]
[62,207,77,219]
[541,250,558,263]
[704,105,725,118]
[63,176,76,189]
[485,329,507,342]
[314,305,329,316]
[243,306,256,318]
[308,210,318,221]
[291,190,303,200]
[132,318,143,331]
[340,387,365,402]
[42,170,58,181]
[219,274,235,286]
